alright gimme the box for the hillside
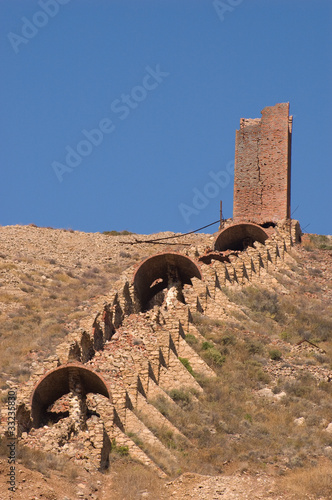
[0,224,332,500]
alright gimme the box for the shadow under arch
[30,363,111,428]
[133,252,203,312]
[214,223,269,252]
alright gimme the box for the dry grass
[1,230,332,489]
[1,442,79,480]
[150,374,332,475]
[0,260,128,388]
[106,459,164,499]
[149,306,332,476]
[303,234,332,251]
[280,461,332,499]
[221,283,332,344]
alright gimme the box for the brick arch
[133,252,203,311]
[30,363,111,428]
[214,223,269,251]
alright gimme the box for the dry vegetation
[139,237,332,495]
[0,226,332,498]
[150,340,332,473]
[107,458,164,499]
[0,230,142,389]
[280,461,332,499]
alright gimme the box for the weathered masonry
[233,102,292,225]
[5,103,306,475]
[133,252,203,311]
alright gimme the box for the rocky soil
[0,225,331,500]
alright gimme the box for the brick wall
[233,103,292,224]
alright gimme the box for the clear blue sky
[1,0,331,235]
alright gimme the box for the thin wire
[291,205,299,216]
[125,220,220,244]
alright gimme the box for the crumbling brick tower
[233,102,292,225]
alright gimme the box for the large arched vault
[30,363,111,428]
[214,223,269,252]
[133,252,203,311]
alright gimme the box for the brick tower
[233,102,292,224]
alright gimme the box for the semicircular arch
[214,223,269,252]
[30,363,111,428]
[133,252,203,311]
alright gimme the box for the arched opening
[214,223,269,252]
[260,222,276,229]
[133,252,203,311]
[31,363,111,428]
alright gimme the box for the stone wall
[233,103,292,224]
[0,221,310,474]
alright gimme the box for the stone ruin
[2,103,311,475]
[233,102,292,225]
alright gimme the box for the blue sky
[1,0,331,235]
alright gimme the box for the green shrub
[169,388,191,404]
[308,234,332,250]
[269,349,282,361]
[202,341,214,351]
[179,357,194,374]
[220,334,236,346]
[111,439,129,456]
[203,347,225,367]
[246,340,264,355]
[280,331,291,341]
[185,334,198,345]
[103,230,133,236]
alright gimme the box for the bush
[308,234,332,250]
[179,357,194,374]
[246,340,264,355]
[269,349,282,361]
[185,334,198,345]
[280,331,291,341]
[103,230,133,236]
[16,445,78,478]
[281,463,332,498]
[169,388,192,404]
[220,334,236,346]
[111,439,129,456]
[202,341,214,351]
[203,346,225,367]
